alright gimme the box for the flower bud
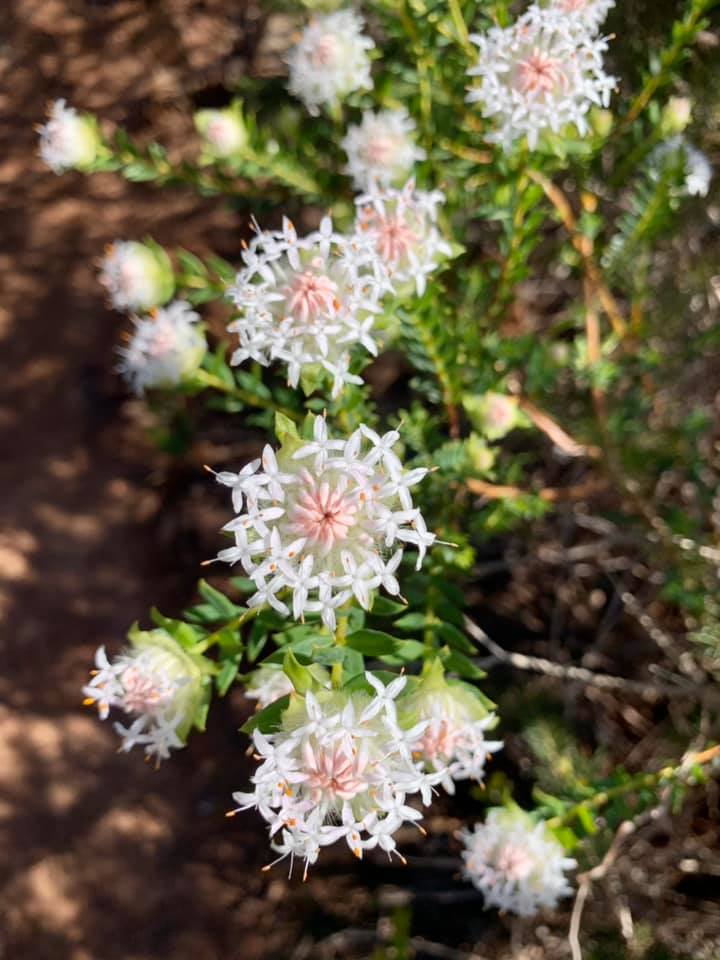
[83,627,212,761]
[398,658,502,793]
[100,240,175,313]
[463,392,520,441]
[660,97,693,137]
[194,104,248,159]
[39,99,101,174]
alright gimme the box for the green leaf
[345,629,399,656]
[275,411,299,444]
[393,613,428,632]
[197,579,243,618]
[216,659,240,697]
[241,694,290,734]
[370,596,408,616]
[149,608,204,649]
[379,640,426,666]
[436,621,475,654]
[283,649,316,693]
[441,648,486,679]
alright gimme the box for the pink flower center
[558,0,587,9]
[517,49,567,96]
[419,719,461,763]
[285,268,338,323]
[147,318,177,358]
[310,34,338,67]
[207,117,234,150]
[487,397,514,429]
[121,666,169,714]
[365,134,396,167]
[496,843,534,881]
[371,215,418,264]
[302,741,367,803]
[289,477,357,551]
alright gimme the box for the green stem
[616,0,718,136]
[448,0,475,57]
[547,743,720,831]
[194,369,301,422]
[400,0,434,135]
[332,615,349,689]
[195,605,263,652]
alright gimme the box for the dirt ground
[3,3,720,960]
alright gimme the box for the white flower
[342,109,426,191]
[354,180,452,297]
[83,629,209,761]
[652,136,712,198]
[229,677,444,877]
[117,300,206,394]
[467,5,616,151]
[245,663,295,709]
[99,240,175,313]
[399,659,502,794]
[547,0,615,32]
[214,415,435,628]
[195,106,247,158]
[460,808,577,916]
[287,10,374,115]
[227,216,384,399]
[38,99,100,174]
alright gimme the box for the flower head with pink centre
[342,109,426,191]
[227,216,384,398]
[117,300,206,394]
[229,674,444,876]
[286,10,374,115]
[100,240,175,313]
[354,180,452,297]
[213,415,436,629]
[460,807,577,916]
[38,99,100,174]
[194,103,247,159]
[466,4,616,151]
[399,659,502,794]
[83,628,211,761]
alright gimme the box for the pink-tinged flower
[548,0,615,33]
[83,628,211,761]
[214,415,435,630]
[460,807,577,916]
[229,676,445,877]
[117,300,206,394]
[38,99,100,173]
[99,240,175,313]
[227,216,383,399]
[342,109,426,191]
[467,4,616,151]
[398,659,502,794]
[354,180,452,296]
[286,10,374,115]
[194,104,247,158]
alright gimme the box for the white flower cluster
[287,10,374,115]
[231,675,444,876]
[342,109,426,191]
[653,136,712,198]
[100,240,175,313]
[83,631,206,761]
[460,808,577,916]
[214,415,435,628]
[467,4,616,150]
[117,300,206,394]
[355,180,452,297]
[227,216,384,398]
[38,99,99,174]
[244,663,294,709]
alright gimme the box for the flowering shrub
[41,0,720,952]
